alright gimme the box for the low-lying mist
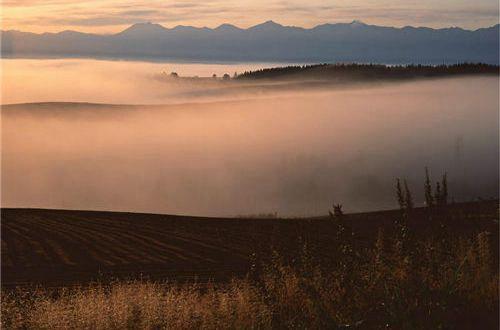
[1,59,292,105]
[1,60,498,216]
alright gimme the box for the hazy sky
[2,0,498,33]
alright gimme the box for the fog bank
[2,71,498,216]
[1,59,287,105]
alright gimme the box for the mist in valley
[1,59,498,216]
[1,59,291,105]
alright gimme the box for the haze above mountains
[2,20,499,64]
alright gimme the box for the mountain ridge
[3,21,499,35]
[2,21,499,64]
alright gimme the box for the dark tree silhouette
[236,63,499,81]
[424,167,434,207]
[329,203,344,218]
[435,182,442,206]
[404,180,414,210]
[396,178,405,209]
[441,173,448,206]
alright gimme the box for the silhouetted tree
[223,73,230,80]
[334,204,343,216]
[404,180,414,210]
[424,167,434,207]
[435,182,442,206]
[396,178,405,209]
[433,174,450,207]
[329,203,344,218]
[441,173,448,206]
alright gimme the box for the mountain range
[2,21,499,64]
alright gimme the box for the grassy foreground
[2,213,498,329]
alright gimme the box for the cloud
[2,0,499,32]
[121,10,160,16]
[2,0,73,6]
[51,16,154,27]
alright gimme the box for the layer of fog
[1,59,296,105]
[1,60,498,216]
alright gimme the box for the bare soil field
[1,200,498,287]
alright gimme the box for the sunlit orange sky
[2,0,499,33]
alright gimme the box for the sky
[1,0,499,33]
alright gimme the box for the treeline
[396,167,449,212]
[235,63,499,80]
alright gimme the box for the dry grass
[2,223,498,329]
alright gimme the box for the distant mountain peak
[350,20,367,27]
[249,20,283,31]
[118,22,167,35]
[263,20,280,25]
[57,30,87,36]
[171,25,211,32]
[215,23,241,32]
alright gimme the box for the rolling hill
[2,200,498,287]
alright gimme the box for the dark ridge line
[2,199,497,221]
[2,21,499,36]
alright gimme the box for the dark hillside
[1,200,497,287]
